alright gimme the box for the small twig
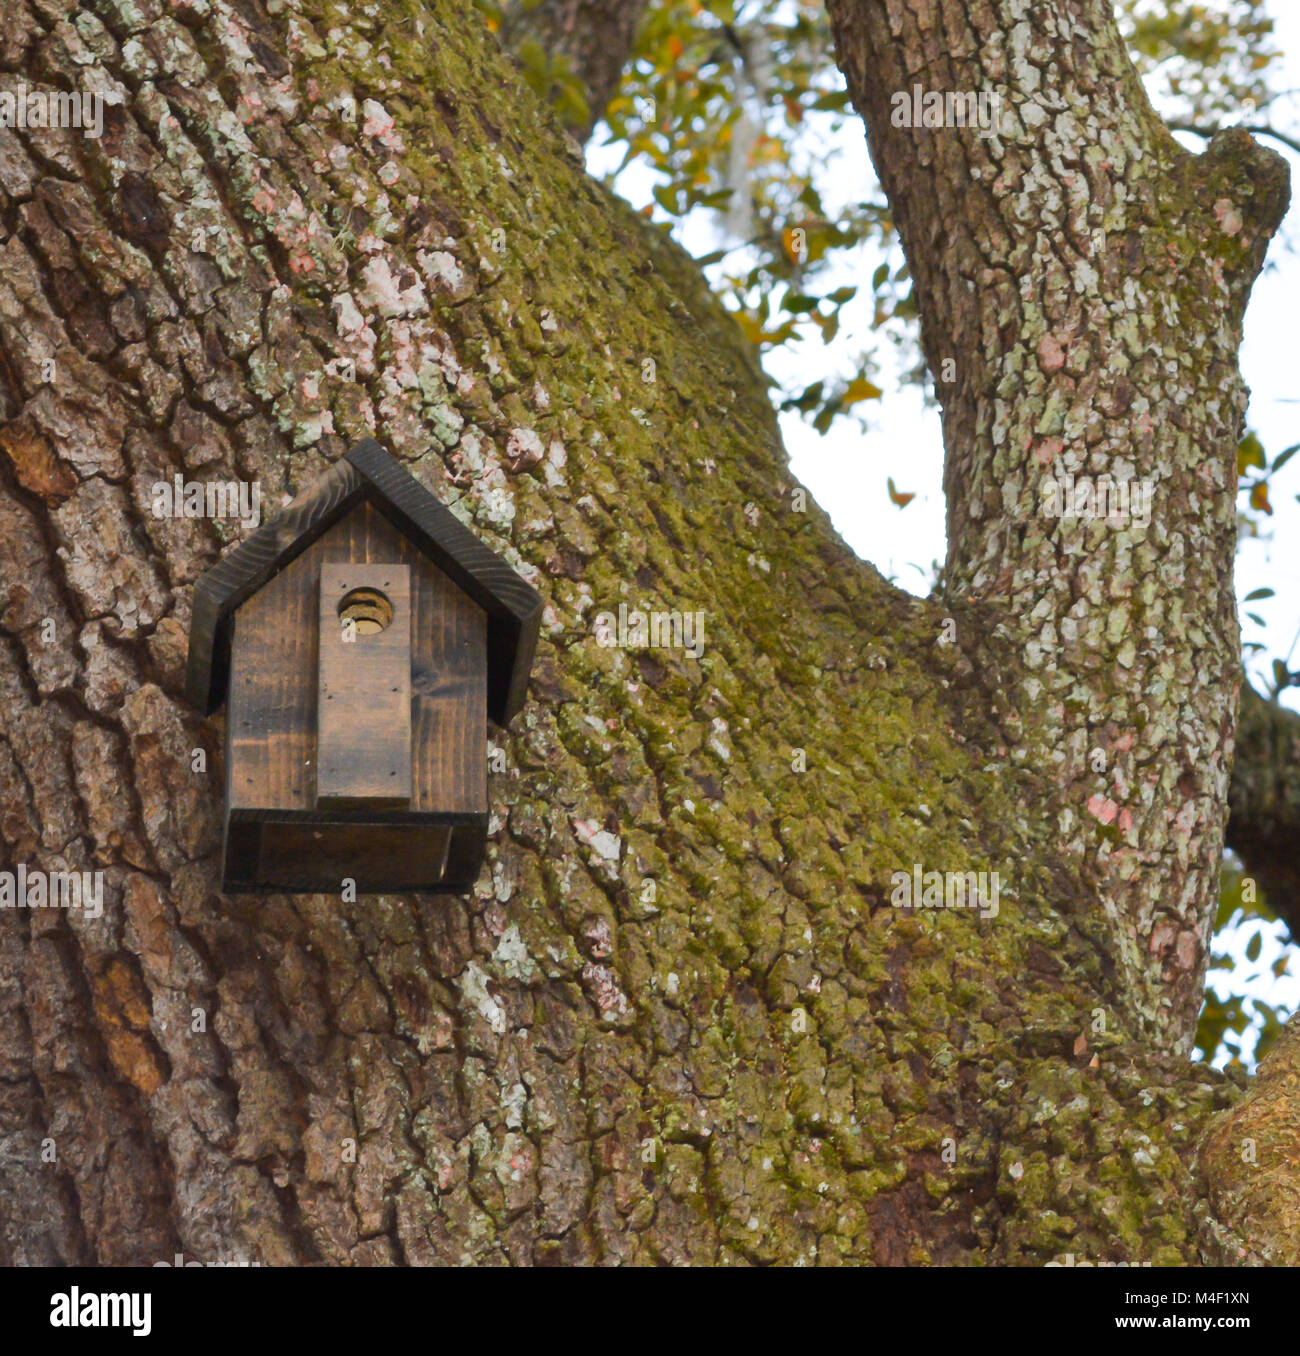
[1169,120,1300,156]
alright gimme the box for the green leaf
[843,375,883,405]
[782,292,819,314]
[1238,431,1266,474]
[651,183,681,215]
[1243,587,1274,601]
[811,90,852,112]
[1271,443,1300,473]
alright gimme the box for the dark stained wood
[347,439,542,723]
[226,503,486,818]
[221,811,487,893]
[257,821,450,890]
[316,563,413,809]
[187,437,542,726]
[188,455,365,715]
[196,440,511,894]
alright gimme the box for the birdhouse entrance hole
[338,586,394,636]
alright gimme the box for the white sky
[587,1,1300,1066]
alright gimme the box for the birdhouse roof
[185,438,542,726]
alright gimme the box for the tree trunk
[0,0,1292,1266]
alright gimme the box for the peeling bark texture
[826,0,1289,1051]
[497,0,650,141]
[1226,684,1300,940]
[0,0,1290,1267]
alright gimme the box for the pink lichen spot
[418,249,465,292]
[378,161,400,186]
[288,252,314,274]
[582,963,630,1021]
[1174,931,1199,971]
[251,188,275,214]
[1150,925,1176,955]
[358,257,408,317]
[1213,198,1242,236]
[585,917,613,959]
[361,98,404,151]
[362,99,393,138]
[301,376,319,401]
[1113,731,1135,752]
[1087,794,1118,825]
[505,427,544,473]
[572,818,620,861]
[1172,800,1198,839]
[332,292,367,335]
[1038,333,1066,371]
[1034,435,1063,465]
[1118,808,1134,835]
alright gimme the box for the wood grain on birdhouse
[187,438,539,895]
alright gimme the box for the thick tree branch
[826,0,1290,1049]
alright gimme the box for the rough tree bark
[0,0,1293,1266]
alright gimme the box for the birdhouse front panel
[317,562,414,810]
[222,501,487,892]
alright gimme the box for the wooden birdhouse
[185,438,542,894]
